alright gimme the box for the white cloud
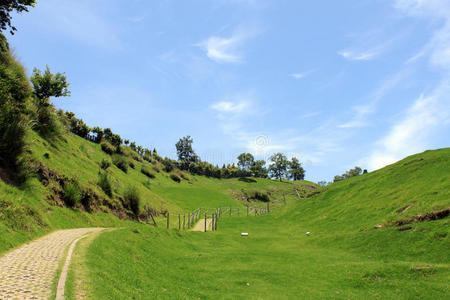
[338,70,408,129]
[201,35,241,63]
[198,25,259,63]
[211,100,250,113]
[299,112,320,119]
[361,1,450,170]
[338,50,378,61]
[290,70,313,79]
[367,92,448,170]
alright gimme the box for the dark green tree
[0,0,35,35]
[30,66,70,106]
[250,160,267,178]
[237,153,254,172]
[289,157,305,180]
[176,135,198,167]
[268,153,289,181]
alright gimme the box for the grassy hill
[0,127,314,255]
[68,148,449,299]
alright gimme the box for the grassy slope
[79,148,450,299]
[0,129,310,254]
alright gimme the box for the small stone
[246,282,250,286]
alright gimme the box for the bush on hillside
[97,172,112,197]
[63,181,82,207]
[245,189,270,202]
[100,158,111,170]
[101,141,115,155]
[129,160,135,169]
[0,35,32,181]
[170,173,181,183]
[123,185,141,216]
[141,165,156,178]
[112,154,128,173]
[162,158,175,172]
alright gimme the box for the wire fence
[144,203,271,232]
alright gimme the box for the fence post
[183,214,185,230]
[167,213,169,229]
[267,202,270,213]
[247,205,249,216]
[215,212,218,230]
[204,213,207,232]
[178,214,180,230]
[230,206,232,216]
[188,213,191,228]
[212,213,215,231]
[255,208,257,216]
[238,207,240,216]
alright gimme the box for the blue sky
[9,0,450,182]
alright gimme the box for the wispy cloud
[200,35,242,63]
[364,0,450,170]
[299,111,320,119]
[290,70,313,79]
[338,70,408,129]
[211,100,250,113]
[198,26,258,63]
[367,91,449,170]
[338,49,379,61]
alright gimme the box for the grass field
[0,129,314,255]
[67,148,450,299]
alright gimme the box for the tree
[250,160,267,178]
[268,153,289,181]
[175,135,198,166]
[92,127,103,143]
[237,153,254,172]
[124,139,130,146]
[0,0,35,35]
[289,157,305,181]
[30,66,70,105]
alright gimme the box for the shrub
[101,141,115,155]
[124,185,141,216]
[100,158,111,170]
[170,173,181,183]
[162,158,175,172]
[141,165,156,178]
[112,154,128,173]
[97,172,112,197]
[246,189,270,202]
[129,160,135,169]
[63,181,82,207]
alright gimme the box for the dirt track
[190,219,213,232]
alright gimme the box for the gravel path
[0,228,104,300]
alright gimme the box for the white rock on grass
[306,232,311,235]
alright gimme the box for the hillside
[71,149,449,299]
[0,126,315,255]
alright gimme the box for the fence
[146,203,271,232]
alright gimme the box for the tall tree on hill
[237,153,254,172]
[30,66,70,136]
[289,157,305,181]
[176,135,199,168]
[0,0,35,35]
[268,153,289,181]
[250,160,268,178]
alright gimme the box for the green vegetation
[72,148,449,299]
[97,172,112,197]
[123,185,141,216]
[62,181,82,207]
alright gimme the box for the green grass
[0,129,310,255]
[77,148,449,299]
